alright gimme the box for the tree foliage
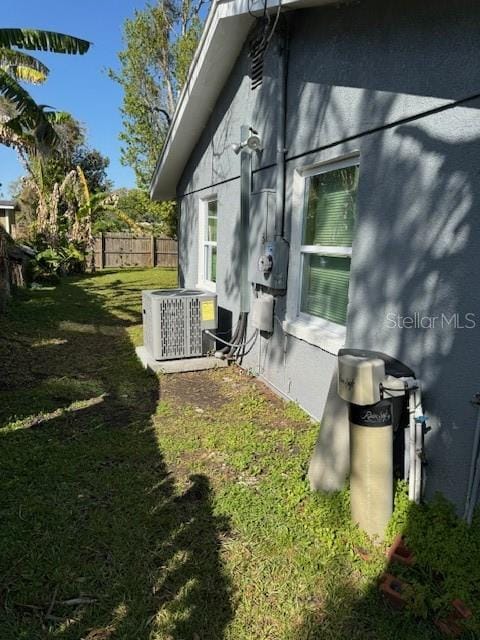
[0,28,90,149]
[109,0,207,190]
[24,164,116,282]
[12,112,111,245]
[75,148,111,195]
[94,188,176,238]
[34,112,111,195]
[117,188,176,237]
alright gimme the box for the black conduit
[177,90,480,200]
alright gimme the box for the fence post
[151,235,155,267]
[100,233,105,269]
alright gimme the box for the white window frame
[197,195,217,292]
[284,153,359,354]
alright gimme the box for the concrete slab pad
[136,346,228,374]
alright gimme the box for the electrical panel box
[142,289,217,361]
[254,238,289,290]
[251,294,274,332]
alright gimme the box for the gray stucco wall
[177,0,480,511]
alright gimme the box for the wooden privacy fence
[91,233,178,270]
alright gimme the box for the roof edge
[150,0,343,200]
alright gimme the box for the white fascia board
[150,0,341,201]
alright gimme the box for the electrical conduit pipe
[464,393,480,524]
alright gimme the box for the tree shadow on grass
[0,272,232,639]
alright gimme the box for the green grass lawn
[0,268,478,639]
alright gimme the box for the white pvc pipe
[404,426,410,480]
[408,387,417,502]
[414,387,424,504]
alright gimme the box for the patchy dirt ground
[161,367,285,412]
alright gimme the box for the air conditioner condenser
[142,289,217,361]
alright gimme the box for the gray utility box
[251,294,274,332]
[142,289,217,361]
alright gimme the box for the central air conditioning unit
[142,289,218,361]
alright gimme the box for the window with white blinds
[300,163,359,326]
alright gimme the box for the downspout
[275,22,289,240]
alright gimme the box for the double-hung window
[286,156,359,351]
[199,198,217,289]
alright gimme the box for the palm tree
[0,28,90,147]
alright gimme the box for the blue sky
[0,0,152,197]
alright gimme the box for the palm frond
[0,118,35,152]
[10,66,47,84]
[0,71,58,149]
[0,69,44,122]
[0,28,91,54]
[0,48,49,84]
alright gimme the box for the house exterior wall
[177,0,480,511]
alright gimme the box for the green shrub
[386,482,480,629]
[28,244,86,284]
